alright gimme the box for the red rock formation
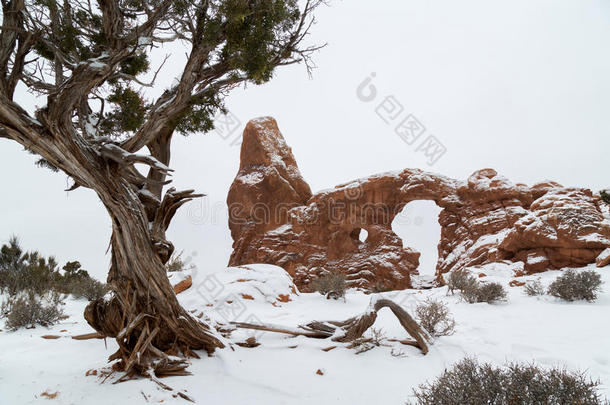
[436,172,610,276]
[598,248,610,268]
[228,117,610,291]
[228,118,312,265]
[500,188,610,272]
[172,275,192,295]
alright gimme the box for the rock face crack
[228,117,610,291]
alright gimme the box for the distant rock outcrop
[228,117,610,291]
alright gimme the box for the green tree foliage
[0,236,59,296]
[0,237,106,300]
[101,85,148,135]
[25,0,319,140]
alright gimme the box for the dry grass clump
[415,298,455,337]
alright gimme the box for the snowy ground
[1,263,609,404]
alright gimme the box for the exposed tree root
[232,298,431,354]
[85,280,223,381]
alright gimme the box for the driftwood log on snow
[232,298,431,354]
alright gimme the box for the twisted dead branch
[232,298,431,354]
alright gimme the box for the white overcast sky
[1,0,609,279]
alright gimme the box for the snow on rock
[499,188,610,272]
[181,264,299,310]
[167,270,193,294]
[227,117,312,246]
[597,248,610,268]
[461,260,525,279]
[236,171,265,185]
[228,118,610,292]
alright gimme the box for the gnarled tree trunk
[84,178,223,377]
[0,98,224,377]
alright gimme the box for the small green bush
[600,189,610,204]
[548,269,603,302]
[370,281,393,293]
[415,298,456,338]
[0,237,59,296]
[410,357,606,405]
[311,272,346,300]
[54,261,108,300]
[3,291,64,330]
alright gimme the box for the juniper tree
[0,0,324,377]
[0,236,60,296]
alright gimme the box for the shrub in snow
[458,280,507,305]
[165,250,195,272]
[547,269,602,302]
[446,269,506,303]
[467,282,508,304]
[54,261,109,301]
[601,189,610,204]
[349,327,388,354]
[446,268,478,296]
[415,298,455,338]
[311,272,346,300]
[2,291,64,330]
[524,280,545,296]
[65,277,108,301]
[410,357,605,405]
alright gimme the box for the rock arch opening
[349,228,369,246]
[392,201,442,277]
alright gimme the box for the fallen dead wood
[71,332,106,340]
[388,338,422,348]
[235,337,260,348]
[231,298,431,354]
[229,322,330,339]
